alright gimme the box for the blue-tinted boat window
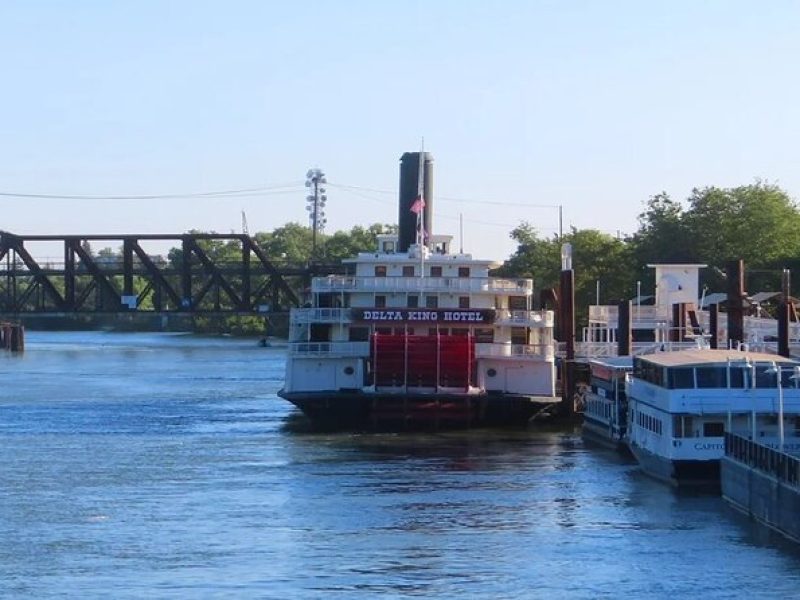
[729,368,745,388]
[635,359,666,387]
[781,369,797,388]
[667,368,694,389]
[755,366,778,388]
[696,366,726,388]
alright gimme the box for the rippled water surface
[2,331,800,598]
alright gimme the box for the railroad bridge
[0,231,338,316]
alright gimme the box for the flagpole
[417,140,425,281]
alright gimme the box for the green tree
[253,223,314,264]
[628,192,694,266]
[499,222,561,292]
[630,182,800,293]
[322,223,397,262]
[500,224,635,321]
[684,182,800,267]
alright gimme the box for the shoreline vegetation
[17,314,289,338]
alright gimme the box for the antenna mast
[305,168,327,259]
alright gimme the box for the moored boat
[278,152,560,430]
[580,356,632,451]
[625,348,800,486]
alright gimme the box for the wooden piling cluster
[0,322,24,352]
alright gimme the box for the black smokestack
[398,152,433,253]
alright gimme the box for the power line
[327,182,395,196]
[2,178,558,209]
[0,182,304,201]
[329,182,561,230]
[333,186,395,207]
[328,181,561,209]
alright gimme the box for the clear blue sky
[2,1,799,261]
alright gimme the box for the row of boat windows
[632,411,725,438]
[674,416,800,437]
[375,295,470,309]
[670,416,724,438]
[379,241,451,255]
[632,413,777,438]
[613,405,800,438]
[586,398,616,420]
[633,359,799,389]
[635,411,663,435]
[374,265,471,278]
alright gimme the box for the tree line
[499,181,800,319]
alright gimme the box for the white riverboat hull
[628,441,720,487]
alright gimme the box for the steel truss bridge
[0,231,334,316]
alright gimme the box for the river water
[1,331,799,599]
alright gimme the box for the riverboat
[277,152,559,430]
[580,356,632,451]
[625,348,800,486]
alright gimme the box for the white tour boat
[278,152,559,429]
[580,356,632,451]
[625,348,800,486]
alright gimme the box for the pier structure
[722,432,800,542]
[572,262,800,360]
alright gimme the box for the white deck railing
[588,304,662,325]
[290,308,351,324]
[494,309,553,327]
[287,341,371,356]
[312,275,533,294]
[569,340,712,359]
[475,343,555,360]
[287,340,555,360]
[584,307,800,349]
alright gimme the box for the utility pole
[305,168,327,259]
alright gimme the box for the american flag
[410,196,425,214]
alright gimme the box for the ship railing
[588,304,660,325]
[312,275,533,294]
[725,432,800,488]
[290,307,351,324]
[287,341,370,356]
[494,309,554,327]
[475,342,555,360]
[568,340,701,359]
[586,308,800,345]
[740,316,800,343]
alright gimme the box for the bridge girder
[0,231,327,316]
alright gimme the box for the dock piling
[1,322,25,352]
